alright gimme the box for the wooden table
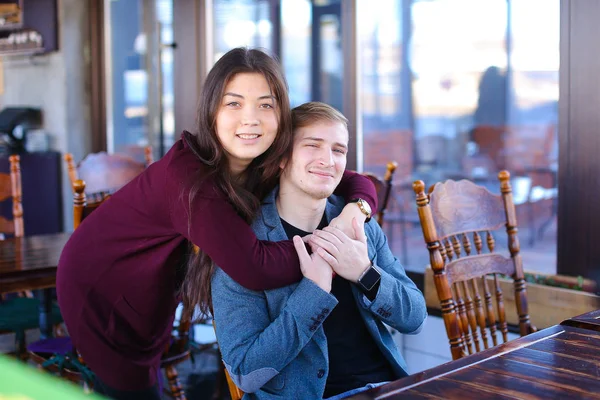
[0,232,71,338]
[562,309,600,332]
[351,311,600,399]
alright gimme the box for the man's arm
[309,219,427,334]
[211,263,337,392]
[359,221,427,334]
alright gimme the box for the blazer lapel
[258,189,340,364]
[257,187,289,242]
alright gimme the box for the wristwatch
[357,263,381,292]
[350,198,372,222]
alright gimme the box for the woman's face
[215,72,279,176]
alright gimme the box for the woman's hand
[293,236,333,293]
[328,203,367,240]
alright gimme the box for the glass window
[105,0,146,158]
[355,0,559,274]
[505,0,559,274]
[213,0,274,62]
[358,0,409,179]
[105,0,174,160]
[281,0,311,107]
[313,0,344,112]
[411,0,508,181]
[157,0,175,155]
[281,0,343,110]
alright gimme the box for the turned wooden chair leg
[164,365,186,400]
[17,333,28,360]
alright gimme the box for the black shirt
[280,217,395,397]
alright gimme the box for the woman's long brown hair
[181,48,293,320]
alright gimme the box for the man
[212,102,427,399]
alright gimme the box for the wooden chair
[212,321,243,400]
[27,179,110,385]
[378,178,423,267]
[64,146,153,194]
[77,179,192,398]
[413,170,536,360]
[362,161,397,226]
[0,155,63,357]
[72,180,110,228]
[161,313,192,400]
[75,179,193,399]
[30,180,192,398]
[224,372,243,400]
[0,154,24,238]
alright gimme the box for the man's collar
[260,185,344,231]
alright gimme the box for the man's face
[281,121,348,200]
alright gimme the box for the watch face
[359,266,381,290]
[360,199,372,215]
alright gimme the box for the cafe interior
[0,0,599,399]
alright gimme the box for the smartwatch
[357,263,381,292]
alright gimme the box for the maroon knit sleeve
[333,170,378,213]
[171,193,303,291]
[168,161,376,291]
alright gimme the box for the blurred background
[96,0,560,275]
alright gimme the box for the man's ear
[279,157,289,170]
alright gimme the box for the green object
[0,298,63,332]
[0,355,105,399]
[40,353,95,387]
[0,297,63,351]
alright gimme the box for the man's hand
[293,235,333,293]
[308,218,371,282]
[328,203,367,240]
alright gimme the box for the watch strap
[350,198,372,222]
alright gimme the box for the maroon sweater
[56,133,377,390]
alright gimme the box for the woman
[57,48,377,399]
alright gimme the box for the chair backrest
[362,161,397,226]
[65,147,152,194]
[413,170,535,360]
[0,155,24,238]
[211,321,244,400]
[224,364,243,400]
[72,179,110,230]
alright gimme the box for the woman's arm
[170,192,302,291]
[360,222,427,334]
[330,170,378,238]
[168,165,377,291]
[334,170,378,212]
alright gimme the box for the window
[353,0,559,273]
[105,0,174,159]
[213,0,274,62]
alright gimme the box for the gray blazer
[212,188,427,399]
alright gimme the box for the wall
[0,0,92,230]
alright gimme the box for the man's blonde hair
[291,101,348,131]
